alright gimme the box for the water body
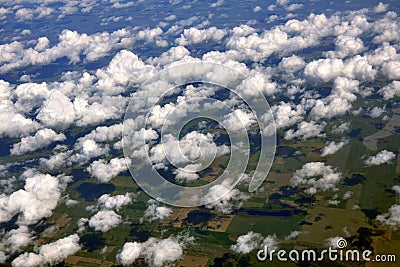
[77,182,115,202]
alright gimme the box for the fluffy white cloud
[368,106,385,118]
[285,121,326,140]
[365,150,396,166]
[379,81,400,100]
[231,232,278,255]
[39,149,72,170]
[36,90,75,130]
[222,109,256,131]
[253,6,261,12]
[4,226,32,253]
[70,139,110,164]
[117,235,194,266]
[97,193,133,211]
[87,157,130,183]
[176,27,227,45]
[231,232,263,254]
[284,230,301,240]
[0,80,40,138]
[291,162,342,194]
[278,55,306,73]
[142,200,172,222]
[10,129,66,156]
[146,46,190,67]
[381,61,400,80]
[321,140,349,157]
[96,50,155,95]
[326,35,364,58]
[12,234,80,267]
[203,178,249,213]
[310,98,352,120]
[304,56,376,83]
[377,185,400,227]
[373,2,389,13]
[150,131,229,169]
[0,171,71,226]
[0,29,137,73]
[332,122,350,134]
[88,210,121,232]
[13,82,50,113]
[269,102,304,129]
[117,242,142,266]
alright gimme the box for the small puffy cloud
[365,150,396,166]
[231,232,278,255]
[230,25,256,37]
[377,204,400,227]
[285,121,326,140]
[12,234,80,267]
[377,185,400,227]
[276,0,289,6]
[37,90,75,130]
[379,81,400,100]
[150,131,229,169]
[269,102,304,130]
[203,179,250,213]
[97,193,133,211]
[381,61,400,80]
[286,4,302,12]
[4,226,32,253]
[210,0,224,8]
[231,232,263,254]
[87,157,130,183]
[368,106,385,118]
[70,139,110,164]
[13,82,51,113]
[96,50,155,95]
[76,123,122,147]
[304,58,344,83]
[117,242,142,266]
[310,98,352,120]
[142,200,172,222]
[304,56,376,83]
[373,2,389,13]
[284,230,301,240]
[0,80,40,138]
[0,172,70,226]
[332,122,350,134]
[291,162,342,194]
[326,35,364,58]
[146,46,190,67]
[278,55,306,73]
[321,140,349,157]
[223,109,256,131]
[88,210,121,232]
[39,150,72,170]
[253,6,262,12]
[10,129,66,156]
[117,235,194,267]
[176,27,227,45]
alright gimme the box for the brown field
[205,215,234,232]
[65,255,102,265]
[297,206,369,245]
[178,255,209,267]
